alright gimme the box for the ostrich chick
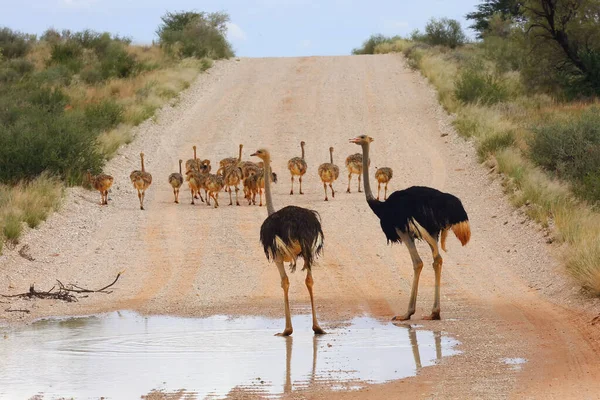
[317,146,340,201]
[130,152,153,210]
[375,167,393,201]
[87,170,114,205]
[287,141,307,195]
[168,159,184,203]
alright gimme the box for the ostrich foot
[392,313,413,321]
[324,197,328,201]
[422,312,441,320]
[275,328,293,337]
[346,188,350,193]
[313,326,326,335]
[290,190,294,195]
[300,191,304,195]
[140,206,145,210]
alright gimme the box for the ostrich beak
[250,152,258,157]
[349,138,359,144]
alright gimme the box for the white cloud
[226,22,247,42]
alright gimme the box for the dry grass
[0,175,63,250]
[1,42,214,249]
[377,42,600,294]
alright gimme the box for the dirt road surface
[2,55,600,399]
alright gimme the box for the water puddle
[0,311,460,399]
[501,357,527,371]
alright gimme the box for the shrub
[352,34,392,55]
[0,27,33,59]
[530,107,600,203]
[455,61,509,105]
[98,42,138,78]
[34,64,73,85]
[84,99,124,133]
[50,40,83,72]
[3,212,22,244]
[412,18,467,49]
[157,11,234,59]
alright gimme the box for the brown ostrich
[87,170,114,205]
[317,146,340,201]
[251,148,325,336]
[345,152,370,193]
[375,167,393,201]
[205,173,225,208]
[350,135,471,321]
[168,159,184,203]
[287,141,307,195]
[185,145,202,173]
[129,152,153,210]
[222,164,244,206]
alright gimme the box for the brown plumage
[317,146,339,201]
[87,170,114,205]
[223,164,244,206]
[375,167,393,201]
[185,145,203,173]
[205,173,224,208]
[219,144,243,193]
[245,167,278,206]
[186,170,207,205]
[287,141,307,195]
[345,152,370,193]
[168,159,184,204]
[130,152,153,210]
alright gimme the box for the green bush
[34,64,73,85]
[84,99,124,133]
[0,27,33,59]
[50,40,83,72]
[352,34,396,55]
[412,18,467,49]
[0,84,104,184]
[531,107,600,203]
[98,42,138,78]
[157,11,234,59]
[455,62,509,105]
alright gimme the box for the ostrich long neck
[238,146,242,162]
[361,143,375,202]
[193,148,197,160]
[263,156,276,216]
[301,144,305,160]
[329,149,333,164]
[179,160,182,175]
[141,155,145,172]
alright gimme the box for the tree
[523,0,600,95]
[412,18,468,48]
[466,0,525,38]
[156,10,233,59]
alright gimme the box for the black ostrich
[251,148,326,336]
[350,135,471,321]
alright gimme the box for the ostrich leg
[290,176,294,195]
[329,183,335,198]
[377,182,381,200]
[392,233,423,321]
[276,258,293,336]
[323,182,328,201]
[424,239,443,320]
[305,269,325,334]
[384,182,389,200]
[346,173,352,193]
[299,176,304,195]
[358,173,362,193]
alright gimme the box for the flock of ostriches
[87,136,471,336]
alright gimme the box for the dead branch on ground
[1,272,123,304]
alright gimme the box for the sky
[1,0,481,57]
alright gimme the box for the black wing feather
[260,205,324,271]
[375,186,469,244]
